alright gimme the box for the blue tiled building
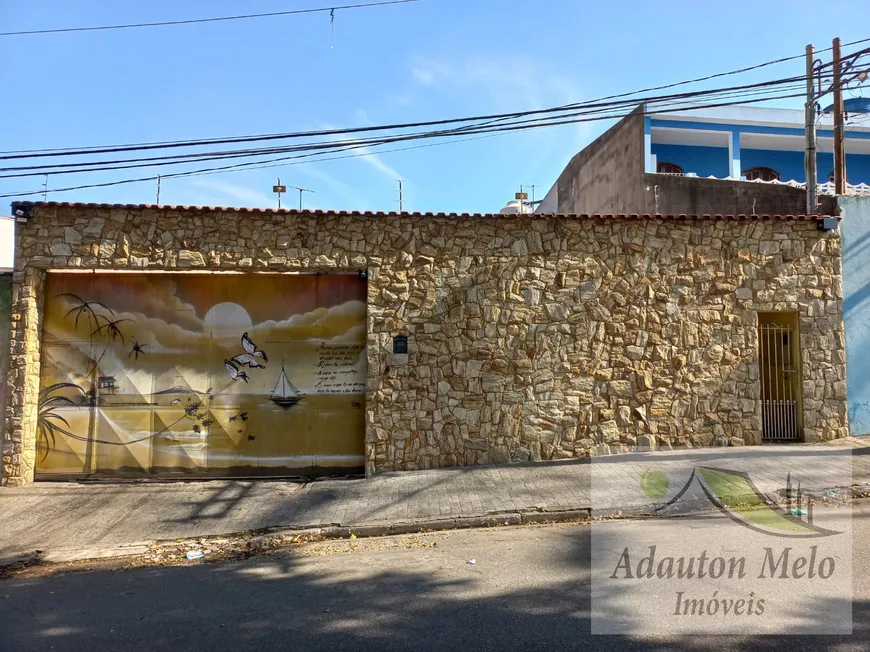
[647,101,870,189]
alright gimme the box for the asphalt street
[1,504,868,651]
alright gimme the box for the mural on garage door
[36,273,367,478]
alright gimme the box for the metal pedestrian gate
[758,312,803,441]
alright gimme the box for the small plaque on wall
[393,335,408,354]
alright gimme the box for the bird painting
[224,359,249,383]
[231,352,266,368]
[240,333,268,363]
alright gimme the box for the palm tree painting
[59,293,131,377]
[90,314,130,374]
[60,293,108,330]
[36,382,88,461]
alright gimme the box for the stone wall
[3,203,849,484]
[0,273,11,457]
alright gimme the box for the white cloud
[408,54,586,174]
[408,54,580,111]
[410,58,450,86]
[190,179,273,207]
[390,93,414,106]
[355,146,403,181]
[299,164,371,209]
[319,120,405,183]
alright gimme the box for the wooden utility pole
[833,37,847,194]
[805,44,818,213]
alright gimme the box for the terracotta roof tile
[9,201,837,221]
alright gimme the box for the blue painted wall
[742,149,870,184]
[651,143,870,183]
[651,144,729,178]
[840,196,870,435]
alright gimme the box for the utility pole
[273,177,287,209]
[833,37,847,195]
[156,175,162,206]
[805,45,818,213]
[42,174,48,201]
[397,180,404,212]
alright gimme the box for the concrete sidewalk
[2,438,870,562]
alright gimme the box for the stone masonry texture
[2,204,849,485]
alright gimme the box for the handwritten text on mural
[315,343,365,394]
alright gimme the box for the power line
[0,0,420,37]
[3,42,864,162]
[608,35,869,101]
[0,89,815,199]
[0,85,821,182]
[0,69,834,177]
[0,133,505,199]
[2,40,862,198]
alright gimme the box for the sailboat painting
[271,365,304,407]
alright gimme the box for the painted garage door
[36,272,367,478]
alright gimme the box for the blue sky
[1,0,868,213]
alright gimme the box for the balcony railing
[652,172,870,196]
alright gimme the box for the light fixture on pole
[273,177,287,209]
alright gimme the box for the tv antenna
[289,185,314,210]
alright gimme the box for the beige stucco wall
[2,204,848,485]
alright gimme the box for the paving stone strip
[1,439,868,566]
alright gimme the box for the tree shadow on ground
[0,517,865,652]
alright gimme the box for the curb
[4,480,866,567]
[42,543,151,564]
[246,508,593,550]
[0,508,593,568]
